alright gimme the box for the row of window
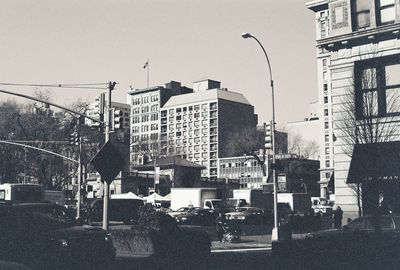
[221,161,259,169]
[132,104,159,114]
[162,102,218,116]
[131,133,159,143]
[132,113,159,124]
[169,136,212,144]
[131,94,159,105]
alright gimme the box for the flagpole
[147,59,149,88]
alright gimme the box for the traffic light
[264,121,274,150]
[113,109,123,130]
[69,132,80,146]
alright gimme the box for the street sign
[90,141,125,184]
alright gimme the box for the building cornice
[317,23,400,50]
[305,0,329,12]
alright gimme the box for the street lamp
[242,32,279,241]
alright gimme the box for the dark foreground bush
[112,205,211,269]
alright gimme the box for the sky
[0,0,317,126]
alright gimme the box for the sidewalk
[211,233,307,251]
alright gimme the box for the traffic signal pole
[103,81,116,231]
[77,139,82,220]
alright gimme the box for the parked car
[175,208,217,226]
[273,215,400,268]
[225,207,264,224]
[0,202,116,270]
[0,261,31,270]
[167,207,196,218]
[84,198,144,224]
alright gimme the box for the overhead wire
[0,82,114,90]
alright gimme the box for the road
[112,249,274,270]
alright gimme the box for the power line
[8,140,69,144]
[0,82,113,90]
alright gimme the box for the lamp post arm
[250,36,273,88]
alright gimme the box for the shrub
[131,205,177,234]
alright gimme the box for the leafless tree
[288,133,319,159]
[225,127,267,176]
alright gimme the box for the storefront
[347,141,400,215]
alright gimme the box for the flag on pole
[143,61,149,69]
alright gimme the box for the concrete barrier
[111,230,155,258]
[111,227,211,260]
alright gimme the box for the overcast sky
[0,0,317,125]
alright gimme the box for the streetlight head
[241,32,252,39]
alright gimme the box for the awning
[347,142,400,183]
[111,192,143,200]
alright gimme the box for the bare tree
[288,133,319,159]
[225,127,267,176]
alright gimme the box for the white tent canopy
[162,193,171,201]
[144,192,168,203]
[111,192,143,200]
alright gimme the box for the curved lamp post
[242,32,279,241]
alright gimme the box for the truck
[0,183,44,202]
[232,189,312,213]
[232,189,273,210]
[277,193,311,214]
[170,188,218,210]
[311,196,334,215]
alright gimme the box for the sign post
[90,141,124,230]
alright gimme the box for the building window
[141,115,149,122]
[323,83,328,93]
[324,96,329,104]
[352,0,370,30]
[176,108,182,113]
[355,55,400,119]
[376,0,395,25]
[325,122,329,129]
[151,113,158,121]
[320,21,326,38]
[325,134,329,142]
[325,160,330,167]
[325,147,330,155]
[322,59,327,67]
[324,109,329,116]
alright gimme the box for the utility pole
[103,81,116,231]
[76,135,82,220]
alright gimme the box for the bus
[0,183,44,202]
